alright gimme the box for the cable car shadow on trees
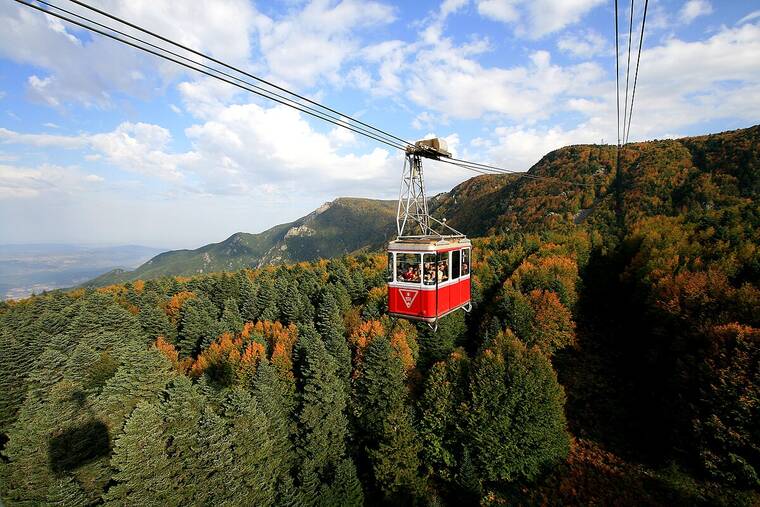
[48,419,111,475]
[387,139,473,332]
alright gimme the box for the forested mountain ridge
[1,125,758,506]
[86,125,758,288]
[85,197,398,286]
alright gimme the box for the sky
[0,0,758,249]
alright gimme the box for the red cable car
[387,139,472,330]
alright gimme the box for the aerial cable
[29,0,410,152]
[624,0,648,145]
[64,0,414,149]
[14,0,601,190]
[621,0,635,143]
[13,0,408,152]
[614,0,621,149]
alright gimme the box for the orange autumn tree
[164,291,196,324]
[155,336,192,374]
[190,320,298,386]
[348,319,418,375]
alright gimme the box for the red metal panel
[388,277,471,320]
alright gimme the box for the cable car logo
[399,289,419,309]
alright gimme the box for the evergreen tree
[253,361,297,485]
[221,387,278,506]
[282,281,304,325]
[239,276,259,322]
[464,332,570,484]
[353,336,423,500]
[103,402,173,506]
[160,377,206,504]
[316,291,351,382]
[221,297,244,335]
[294,326,359,506]
[418,361,458,481]
[176,296,217,357]
[256,278,279,322]
[47,476,89,507]
[139,304,174,343]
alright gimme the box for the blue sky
[1,0,758,248]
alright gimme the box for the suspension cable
[624,0,649,144]
[13,0,602,190]
[13,0,409,152]
[622,0,635,143]
[65,0,414,148]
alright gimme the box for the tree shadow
[48,419,111,474]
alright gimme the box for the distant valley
[0,244,164,299]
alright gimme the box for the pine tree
[221,387,278,506]
[221,297,244,335]
[139,304,174,343]
[464,332,570,483]
[176,296,217,357]
[159,377,206,504]
[253,361,297,485]
[293,326,359,506]
[282,281,304,325]
[353,336,422,500]
[46,476,89,506]
[103,402,173,506]
[418,361,457,481]
[316,291,351,383]
[256,278,279,322]
[239,276,259,322]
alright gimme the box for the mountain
[85,197,399,286]
[0,244,163,299]
[85,125,759,287]
[437,125,759,236]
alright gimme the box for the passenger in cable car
[437,261,448,282]
[462,261,469,276]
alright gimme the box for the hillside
[85,197,398,286]
[1,125,758,506]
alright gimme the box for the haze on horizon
[1,0,758,249]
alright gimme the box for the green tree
[139,304,174,343]
[221,297,244,335]
[103,402,173,506]
[464,332,570,484]
[353,336,423,500]
[316,291,351,383]
[176,296,217,357]
[294,326,360,506]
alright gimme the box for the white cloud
[477,0,605,38]
[558,30,608,58]
[43,122,59,129]
[252,0,395,88]
[0,123,196,181]
[0,163,100,199]
[406,46,605,120]
[738,10,760,25]
[477,0,519,23]
[0,0,256,108]
[472,20,760,169]
[679,0,712,24]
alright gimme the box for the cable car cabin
[387,237,472,324]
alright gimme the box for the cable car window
[387,252,394,282]
[451,249,461,279]
[396,253,421,284]
[462,248,470,276]
[436,253,448,282]
[422,253,436,285]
